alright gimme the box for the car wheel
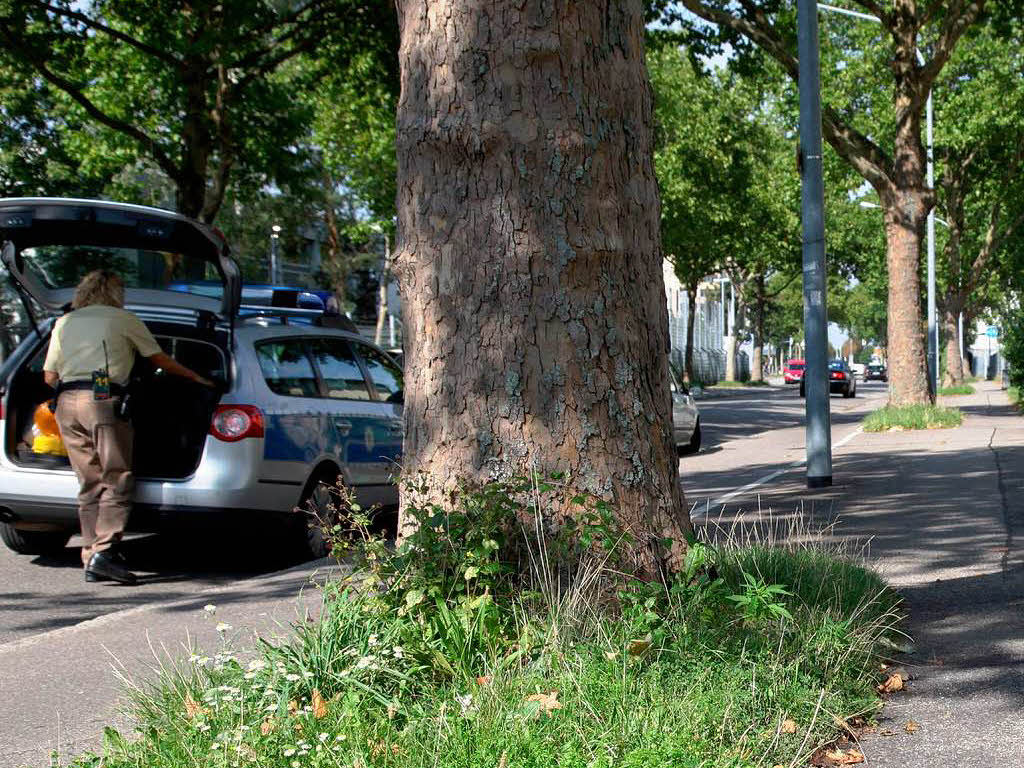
[0,522,70,555]
[678,419,701,455]
[295,469,342,560]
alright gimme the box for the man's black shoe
[85,551,138,585]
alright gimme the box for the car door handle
[333,418,352,436]
[386,422,403,436]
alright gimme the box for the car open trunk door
[0,199,241,324]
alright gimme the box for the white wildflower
[247,659,267,672]
[355,655,374,670]
[392,646,404,659]
[216,622,232,633]
[318,733,329,742]
[285,673,301,682]
[284,748,296,757]
[204,604,216,614]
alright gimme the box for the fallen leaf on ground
[824,748,865,765]
[904,720,920,734]
[312,688,328,719]
[260,719,276,736]
[183,694,207,719]
[476,675,492,686]
[288,699,300,716]
[877,672,905,693]
[524,691,562,717]
[627,635,652,656]
[781,719,798,734]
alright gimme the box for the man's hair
[72,270,125,309]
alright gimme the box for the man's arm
[43,371,59,389]
[148,352,215,388]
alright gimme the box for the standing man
[42,270,213,585]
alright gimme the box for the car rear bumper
[0,435,296,527]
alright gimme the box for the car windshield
[829,362,845,370]
[789,363,805,370]
[20,245,223,300]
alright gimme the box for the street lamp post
[819,2,938,396]
[798,0,833,488]
[270,224,282,284]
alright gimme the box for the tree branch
[682,0,894,194]
[919,0,986,94]
[27,0,181,68]
[0,26,180,183]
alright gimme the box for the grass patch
[863,403,963,432]
[57,483,903,768]
[938,384,975,396]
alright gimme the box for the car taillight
[210,405,265,442]
[830,371,845,380]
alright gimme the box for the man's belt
[56,380,127,397]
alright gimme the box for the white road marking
[698,427,864,515]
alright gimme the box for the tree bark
[394,0,691,576]
[942,304,965,386]
[684,279,698,384]
[750,273,765,382]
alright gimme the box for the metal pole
[958,312,964,360]
[799,0,832,488]
[926,88,937,397]
[270,235,279,284]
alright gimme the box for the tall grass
[56,493,903,768]
[863,403,963,432]
[938,384,974,396]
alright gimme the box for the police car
[0,198,401,558]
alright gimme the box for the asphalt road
[0,379,887,647]
[681,378,890,510]
[0,524,307,645]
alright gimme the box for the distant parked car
[800,360,857,398]
[783,358,805,384]
[865,363,888,382]
[669,367,701,454]
[851,362,866,378]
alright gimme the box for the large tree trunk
[394,0,691,576]
[882,191,932,405]
[684,280,698,383]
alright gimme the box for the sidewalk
[0,558,345,767]
[693,380,1024,766]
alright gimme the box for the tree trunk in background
[684,281,698,383]
[883,191,932,405]
[724,336,737,382]
[394,0,691,576]
[942,306,964,386]
[749,274,765,382]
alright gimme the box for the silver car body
[669,367,700,450]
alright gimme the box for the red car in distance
[783,358,805,384]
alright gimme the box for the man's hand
[149,352,215,388]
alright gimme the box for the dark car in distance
[865,363,888,382]
[800,360,857,398]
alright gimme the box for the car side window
[353,342,404,402]
[255,340,319,397]
[309,338,373,400]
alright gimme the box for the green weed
[937,384,974,396]
[863,403,963,432]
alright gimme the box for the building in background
[663,261,745,384]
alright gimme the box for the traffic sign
[987,326,999,338]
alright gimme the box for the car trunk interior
[5,319,227,480]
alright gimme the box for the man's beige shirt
[43,305,162,385]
